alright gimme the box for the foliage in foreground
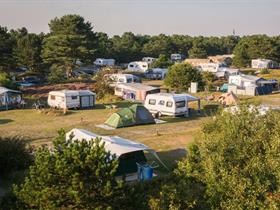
[13,130,124,210]
[177,107,280,209]
[0,136,33,176]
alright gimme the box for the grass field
[0,100,217,172]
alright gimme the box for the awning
[66,128,169,170]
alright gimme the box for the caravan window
[129,64,134,68]
[71,96,78,100]
[166,101,173,107]
[127,78,133,83]
[149,99,156,105]
[158,100,165,106]
[175,101,186,108]
[50,95,55,100]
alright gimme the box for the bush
[47,64,67,84]
[0,72,18,89]
[0,136,33,176]
[260,68,270,74]
[164,63,203,91]
[178,107,280,209]
[92,67,116,100]
[13,130,125,209]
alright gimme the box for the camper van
[105,74,141,86]
[94,58,115,66]
[48,90,96,109]
[144,93,200,117]
[127,61,149,72]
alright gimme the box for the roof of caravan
[78,90,96,96]
[229,74,262,82]
[49,90,95,97]
[116,83,159,91]
[128,61,148,65]
[0,87,21,95]
[66,128,150,157]
[110,73,136,78]
[146,93,199,102]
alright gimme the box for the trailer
[144,93,200,117]
[48,90,96,109]
[94,58,115,66]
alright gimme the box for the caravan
[115,83,160,101]
[104,74,141,86]
[94,58,115,66]
[144,93,200,117]
[142,57,156,64]
[48,90,96,109]
[127,61,149,72]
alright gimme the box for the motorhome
[48,90,96,109]
[94,58,115,66]
[144,93,200,117]
[127,61,149,72]
[115,83,160,101]
[104,74,141,87]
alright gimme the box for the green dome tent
[105,104,155,128]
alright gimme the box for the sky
[0,0,279,37]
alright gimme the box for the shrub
[0,136,33,176]
[177,107,280,209]
[13,130,125,209]
[0,72,18,89]
[260,68,270,74]
[47,64,67,84]
[164,63,203,91]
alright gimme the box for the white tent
[66,128,169,170]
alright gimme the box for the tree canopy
[164,63,203,91]
[14,130,124,210]
[42,14,96,77]
[177,107,280,209]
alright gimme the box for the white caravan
[144,93,200,117]
[142,57,156,64]
[48,90,96,109]
[104,74,141,86]
[127,61,149,72]
[251,59,278,69]
[94,58,115,66]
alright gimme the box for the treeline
[1,14,280,77]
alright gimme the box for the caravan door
[80,96,90,108]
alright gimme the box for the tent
[66,129,168,176]
[105,104,155,128]
[218,91,238,106]
[0,87,22,110]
